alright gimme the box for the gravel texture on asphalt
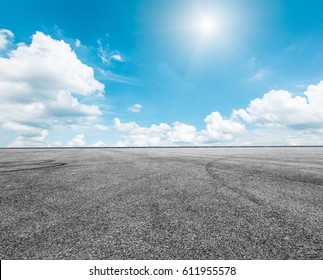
[1,147,323,259]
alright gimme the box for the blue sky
[1,0,323,146]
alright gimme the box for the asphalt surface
[1,147,323,259]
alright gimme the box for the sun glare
[197,16,216,36]
[190,11,228,45]
[175,6,237,54]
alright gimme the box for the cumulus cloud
[0,29,14,50]
[200,112,245,142]
[113,113,244,146]
[3,122,49,147]
[113,118,140,131]
[114,118,171,146]
[233,82,323,129]
[0,30,104,146]
[228,80,323,145]
[8,130,49,147]
[167,122,197,143]
[0,31,104,95]
[128,104,142,113]
[67,134,85,146]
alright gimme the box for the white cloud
[75,39,81,47]
[113,113,244,146]
[0,31,104,95]
[167,122,197,143]
[67,134,85,146]
[92,141,107,147]
[200,112,245,142]
[229,80,323,145]
[0,29,14,50]
[97,39,109,64]
[50,90,101,117]
[122,134,162,146]
[98,68,138,85]
[8,130,49,147]
[3,121,49,147]
[225,126,323,146]
[128,104,142,113]
[3,121,39,133]
[97,39,123,64]
[233,82,323,128]
[114,118,171,146]
[94,124,108,131]
[110,53,123,62]
[0,31,104,146]
[113,118,140,131]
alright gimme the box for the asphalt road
[1,147,323,259]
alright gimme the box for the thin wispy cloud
[98,68,138,85]
[249,69,268,82]
[97,38,124,64]
[128,104,142,113]
[94,124,109,131]
[75,39,81,47]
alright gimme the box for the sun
[175,6,235,54]
[197,16,216,36]
[194,14,220,39]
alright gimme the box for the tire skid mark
[0,160,67,173]
[211,156,323,170]
[206,159,323,189]
[205,161,265,206]
[103,162,133,165]
[0,160,55,168]
[205,160,323,257]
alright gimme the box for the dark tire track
[206,157,323,188]
[205,158,323,259]
[205,159,265,206]
[0,160,67,173]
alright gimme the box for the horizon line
[1,145,323,149]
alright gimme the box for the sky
[1,0,323,147]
